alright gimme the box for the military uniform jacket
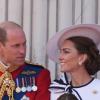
[0,63,51,100]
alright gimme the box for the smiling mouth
[60,63,65,65]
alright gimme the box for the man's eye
[12,44,20,48]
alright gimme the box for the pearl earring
[78,62,82,66]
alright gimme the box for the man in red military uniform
[0,21,51,100]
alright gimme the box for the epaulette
[25,60,44,69]
[25,61,44,69]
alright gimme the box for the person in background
[47,24,100,100]
[0,21,51,100]
[57,93,78,100]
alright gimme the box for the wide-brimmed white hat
[47,24,100,62]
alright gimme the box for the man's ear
[78,54,88,65]
[0,42,5,52]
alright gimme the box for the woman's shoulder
[93,78,100,84]
[89,78,100,89]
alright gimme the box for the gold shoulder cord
[0,71,15,100]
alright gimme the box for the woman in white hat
[47,24,100,100]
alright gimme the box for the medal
[32,85,38,91]
[26,77,32,92]
[15,78,21,93]
[16,87,21,93]
[32,77,38,91]
[21,78,27,92]
[24,77,32,92]
[27,86,32,92]
[21,86,27,92]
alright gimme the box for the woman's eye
[60,48,70,54]
[63,50,69,54]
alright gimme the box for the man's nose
[19,46,26,54]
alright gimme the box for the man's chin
[15,61,25,66]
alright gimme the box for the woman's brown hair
[67,36,100,75]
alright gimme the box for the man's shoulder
[25,61,44,69]
[20,61,46,77]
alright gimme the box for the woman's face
[59,40,84,73]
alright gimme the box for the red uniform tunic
[0,63,51,100]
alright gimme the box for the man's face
[0,29,26,67]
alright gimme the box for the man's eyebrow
[60,48,71,50]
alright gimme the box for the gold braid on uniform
[0,71,15,100]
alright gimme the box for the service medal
[32,85,38,91]
[27,86,32,92]
[21,86,27,92]
[16,87,21,93]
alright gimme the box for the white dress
[49,73,100,100]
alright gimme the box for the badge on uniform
[21,95,29,100]
[15,70,38,93]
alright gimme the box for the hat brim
[47,24,100,62]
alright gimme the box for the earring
[78,61,82,66]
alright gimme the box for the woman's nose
[58,53,64,61]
